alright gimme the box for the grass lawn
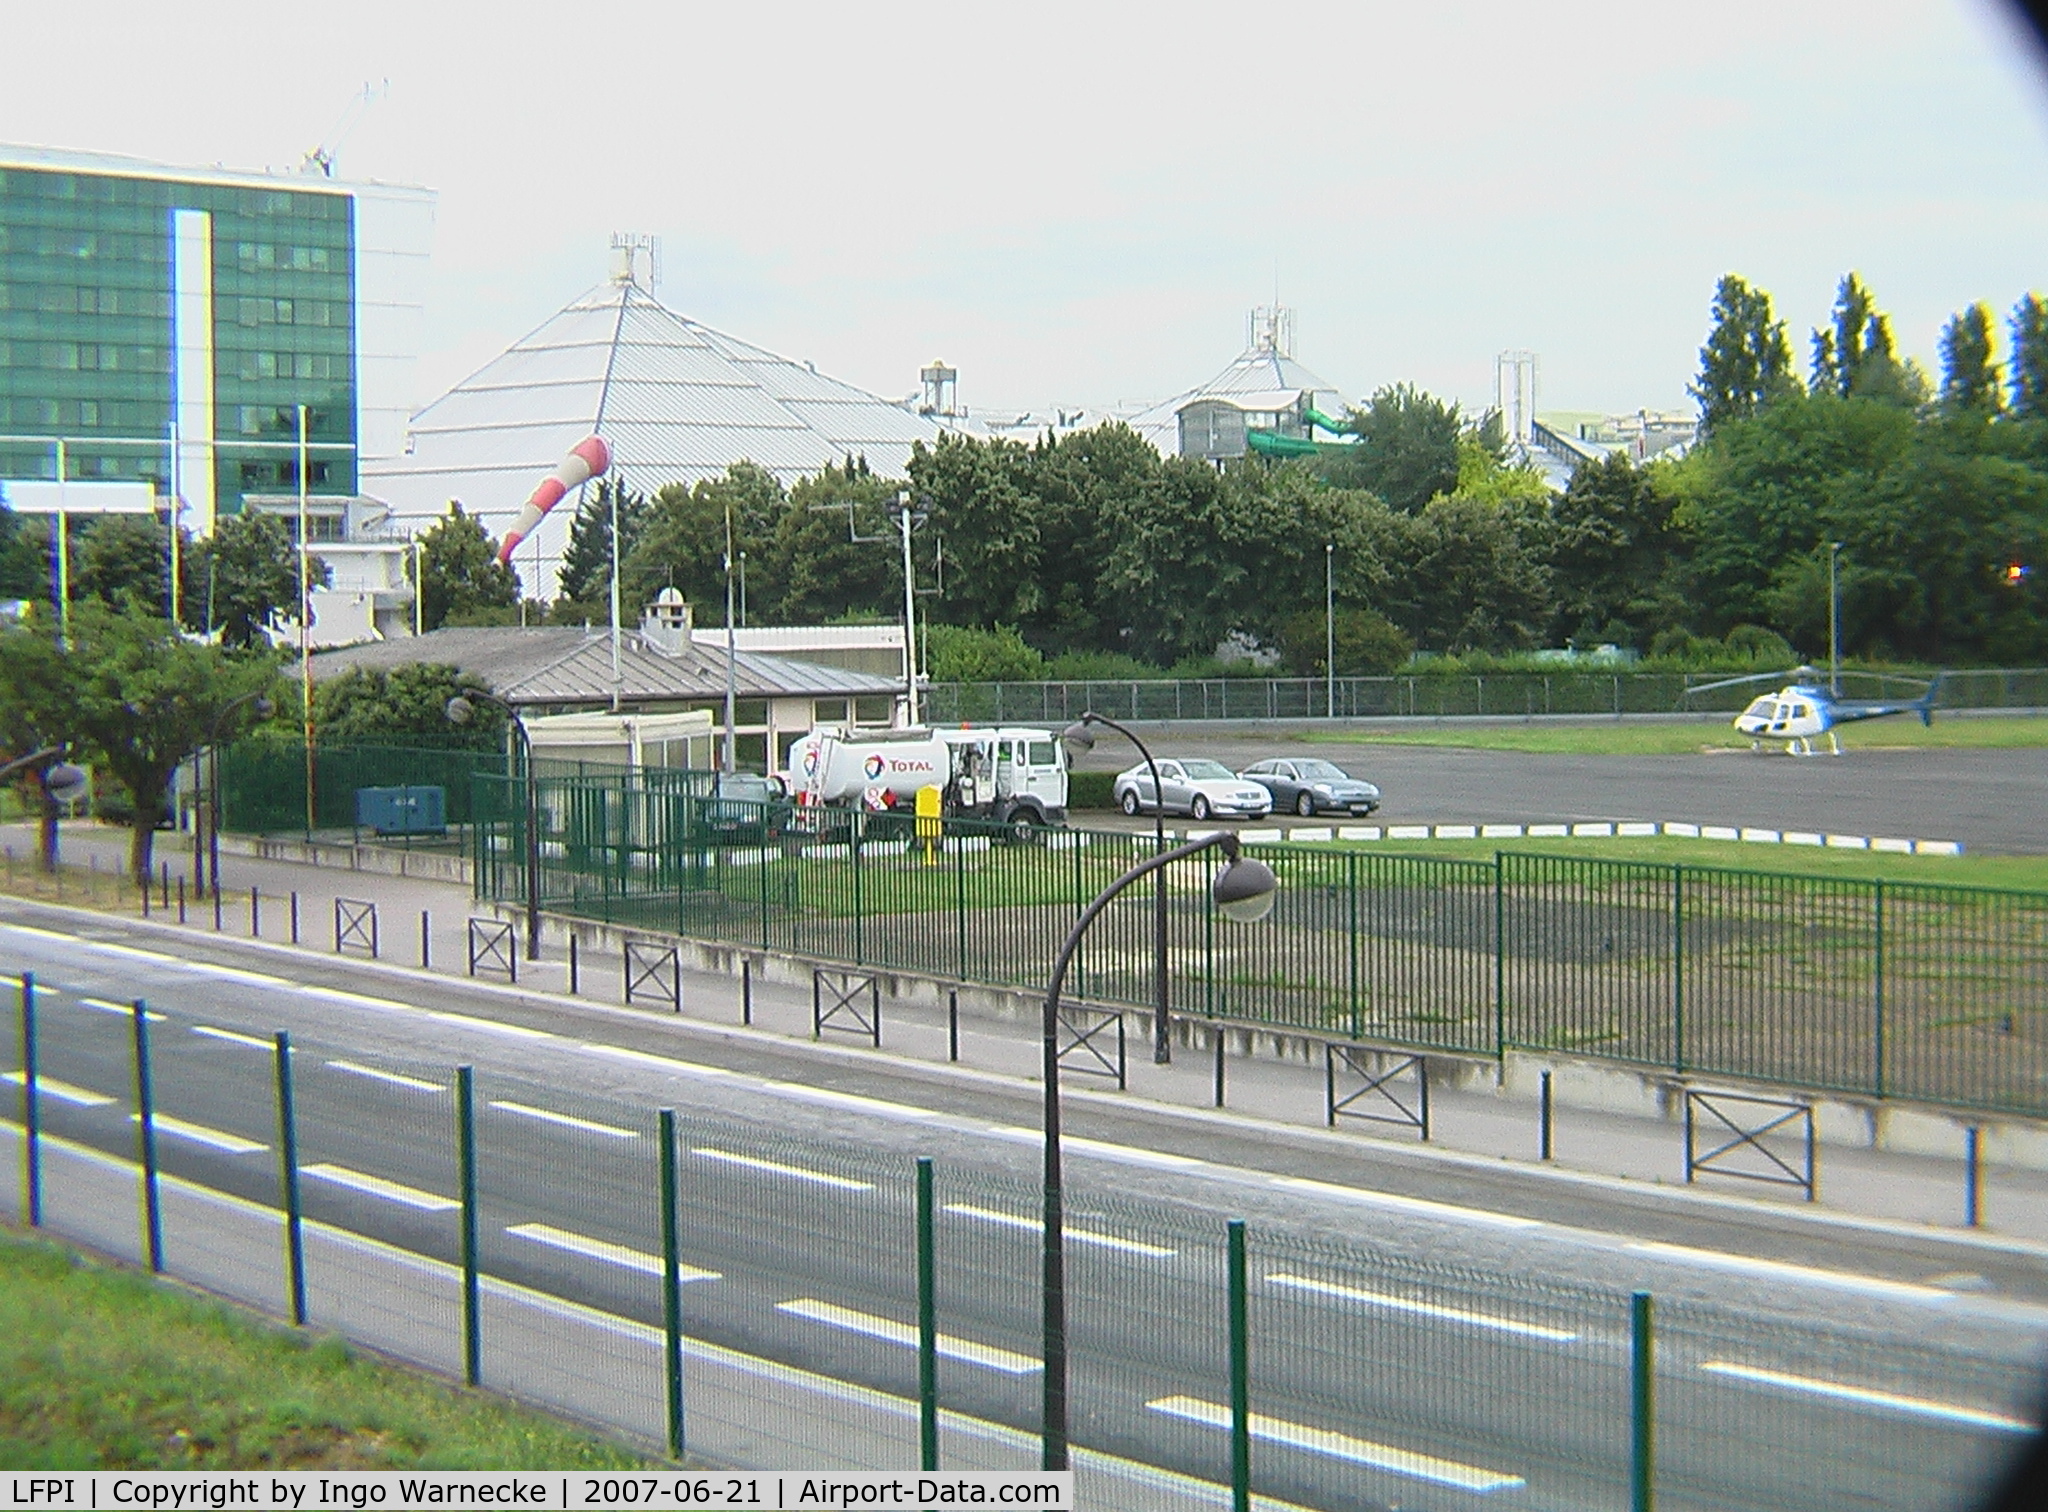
[1304,714,2048,757]
[0,1230,649,1470]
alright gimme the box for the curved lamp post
[1061,711,1176,1065]
[1039,830,1276,1469]
[0,746,88,874]
[448,690,539,960]
[203,692,275,898]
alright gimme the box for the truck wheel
[1007,809,1044,846]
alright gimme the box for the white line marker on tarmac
[776,1298,1040,1375]
[426,1011,554,1041]
[943,1202,1178,1258]
[133,1112,266,1155]
[507,1222,719,1280]
[1,1071,114,1107]
[325,1059,443,1094]
[576,1044,734,1079]
[1700,1361,2036,1433]
[194,966,293,989]
[1271,1177,1542,1231]
[988,1128,1203,1172]
[692,1148,872,1191]
[490,1100,637,1139]
[1625,1242,1949,1302]
[302,1163,458,1212]
[306,987,409,1013]
[1146,1396,1525,1493]
[773,1085,937,1122]
[81,997,165,1021]
[192,1025,274,1051]
[1267,1273,1578,1342]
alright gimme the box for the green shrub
[1066,770,1117,810]
[924,624,1048,682]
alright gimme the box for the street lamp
[0,746,88,875]
[448,690,540,960]
[202,693,275,898]
[1039,829,1276,1468]
[1325,542,1336,718]
[1061,712,1175,1065]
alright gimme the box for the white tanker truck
[784,725,1069,840]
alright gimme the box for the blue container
[355,785,447,836]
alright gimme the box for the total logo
[802,748,821,777]
[863,754,887,780]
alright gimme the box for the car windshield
[715,776,773,800]
[1295,760,1351,779]
[1181,759,1236,780]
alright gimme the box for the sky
[4,0,2046,423]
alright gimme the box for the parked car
[1112,758,1273,821]
[698,772,790,843]
[1238,757,1382,818]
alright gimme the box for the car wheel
[1121,788,1142,816]
[1295,790,1317,818]
[1007,809,1043,846]
[1190,795,1211,821]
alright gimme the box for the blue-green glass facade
[0,161,357,513]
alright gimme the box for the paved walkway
[10,821,2046,1253]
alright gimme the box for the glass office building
[0,144,432,533]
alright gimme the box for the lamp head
[1211,851,1279,923]
[1059,719,1096,754]
[43,763,88,801]
[445,695,476,727]
[251,696,276,720]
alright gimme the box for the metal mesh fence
[221,741,508,836]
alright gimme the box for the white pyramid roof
[1126,309,1350,456]
[362,273,953,593]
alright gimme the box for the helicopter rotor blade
[1682,668,1802,699]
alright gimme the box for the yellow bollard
[915,785,943,867]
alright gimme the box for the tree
[316,663,507,749]
[0,616,77,870]
[771,460,902,625]
[556,479,647,614]
[2011,293,2048,420]
[1324,384,1464,512]
[1939,303,2001,415]
[73,513,175,615]
[188,510,329,647]
[0,505,46,601]
[1547,453,1684,649]
[622,463,784,625]
[1275,607,1412,676]
[923,624,1048,682]
[1810,272,1923,404]
[417,503,519,631]
[1691,273,1798,434]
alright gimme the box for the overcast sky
[5,1,2046,423]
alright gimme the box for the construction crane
[299,80,389,178]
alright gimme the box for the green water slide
[1245,404,1355,458]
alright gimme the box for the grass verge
[0,1229,648,1470]
[1305,715,2048,757]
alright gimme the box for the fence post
[274,1031,307,1326]
[456,1065,480,1387]
[19,972,40,1227]
[1213,1024,1226,1108]
[213,879,223,931]
[1631,1291,1655,1512]
[947,989,959,1062]
[569,934,580,996]
[290,890,300,945]
[1965,1127,1984,1227]
[1228,1218,1250,1512]
[131,1000,163,1273]
[1872,879,1886,1099]
[917,1155,938,1472]
[1671,866,1685,1074]
[1346,851,1361,1041]
[251,885,261,937]
[1493,852,1506,1057]
[741,957,752,1025]
[659,1107,685,1460]
[177,876,186,924]
[1540,1069,1554,1160]
[421,910,432,970]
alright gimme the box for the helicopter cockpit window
[1742,697,1774,719]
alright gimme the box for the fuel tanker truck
[783,725,1069,841]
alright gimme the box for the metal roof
[361,272,958,595]
[1127,309,1350,456]
[309,625,902,711]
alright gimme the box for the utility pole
[723,495,738,773]
[1828,542,1843,696]
[1325,542,1336,717]
[297,406,315,838]
[900,499,920,726]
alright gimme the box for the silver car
[1113,758,1273,821]
[1239,757,1382,818]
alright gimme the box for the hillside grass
[0,1230,649,1470]
[1304,715,2048,757]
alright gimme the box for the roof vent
[640,586,693,656]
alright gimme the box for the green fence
[472,772,2048,1120]
[220,741,509,836]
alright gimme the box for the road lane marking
[1266,1273,1579,1342]
[1,1070,114,1107]
[81,997,165,1021]
[1146,1396,1526,1492]
[192,1025,274,1051]
[425,1011,554,1041]
[776,1298,1039,1375]
[987,1127,1201,1171]
[1700,1361,2036,1433]
[1625,1242,1949,1301]
[692,1147,872,1191]
[325,1059,444,1094]
[193,966,292,989]
[302,1163,458,1212]
[773,1086,936,1122]
[576,1044,734,1078]
[307,987,409,1012]
[507,1222,719,1280]
[133,1112,266,1155]
[1271,1177,1542,1231]
[489,1100,637,1139]
[943,1202,1178,1257]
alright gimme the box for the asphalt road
[2,904,2042,1511]
[1066,728,2048,853]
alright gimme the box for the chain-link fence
[6,972,2041,1506]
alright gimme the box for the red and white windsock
[497,435,612,564]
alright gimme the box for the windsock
[497,435,611,564]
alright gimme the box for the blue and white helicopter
[1685,668,1942,756]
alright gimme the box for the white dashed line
[81,997,165,1021]
[489,1100,637,1139]
[325,1060,444,1094]
[776,1299,1039,1375]
[1,1070,114,1107]
[576,1044,734,1079]
[134,1112,266,1155]
[192,1025,275,1051]
[1700,1361,2036,1433]
[1267,1273,1579,1342]
[425,1011,554,1041]
[507,1222,719,1280]
[943,1203,1178,1257]
[302,1163,458,1212]
[1147,1396,1525,1492]
[692,1148,873,1191]
[1625,1242,1949,1302]
[1271,1177,1541,1231]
